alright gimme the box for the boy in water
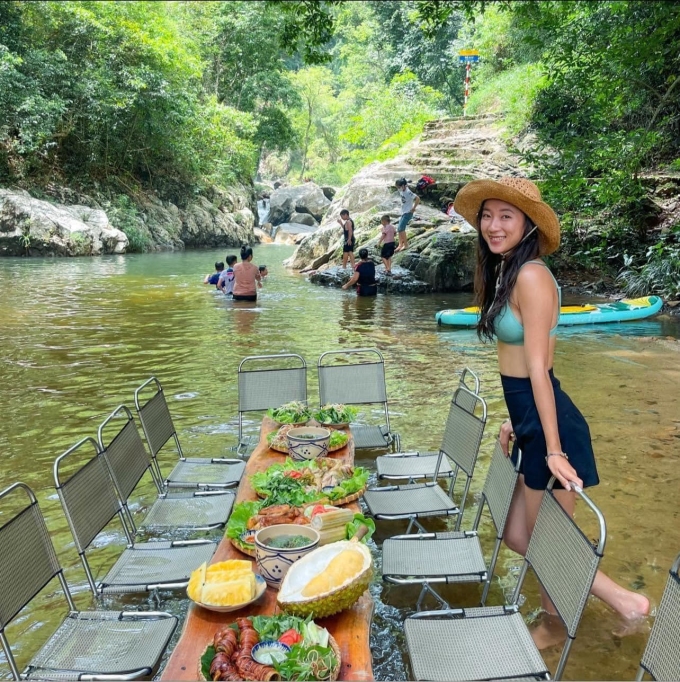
[218,255,237,296]
[204,262,224,287]
[258,265,269,280]
[377,214,396,275]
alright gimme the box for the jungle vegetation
[1,0,678,294]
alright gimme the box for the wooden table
[161,418,374,681]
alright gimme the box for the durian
[277,541,372,618]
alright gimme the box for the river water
[1,244,679,680]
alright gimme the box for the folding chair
[376,368,480,483]
[236,353,308,456]
[404,477,606,681]
[0,482,177,681]
[636,551,680,681]
[134,376,245,488]
[54,437,217,596]
[98,405,235,533]
[363,386,486,533]
[317,348,400,451]
[382,440,520,611]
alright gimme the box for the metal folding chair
[363,386,487,533]
[134,376,246,488]
[236,353,308,456]
[0,482,177,681]
[54,437,217,596]
[636,551,680,681]
[382,440,521,610]
[317,348,400,451]
[376,368,480,483]
[98,405,235,533]
[404,478,606,681]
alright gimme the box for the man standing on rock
[395,178,419,252]
[338,209,356,269]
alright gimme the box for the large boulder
[289,211,318,227]
[179,196,254,248]
[268,182,331,225]
[0,189,128,256]
[273,222,318,245]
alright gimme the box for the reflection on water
[0,245,679,680]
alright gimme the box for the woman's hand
[499,419,515,456]
[546,454,583,491]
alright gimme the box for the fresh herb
[313,404,359,424]
[325,467,369,500]
[345,513,376,543]
[250,614,309,641]
[273,643,337,681]
[225,500,264,540]
[200,644,215,680]
[252,470,320,507]
[328,431,348,448]
[267,401,311,424]
[265,534,314,549]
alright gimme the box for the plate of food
[200,614,341,681]
[250,459,369,507]
[268,426,349,454]
[187,560,266,613]
[312,404,358,430]
[266,401,312,427]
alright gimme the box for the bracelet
[545,451,569,465]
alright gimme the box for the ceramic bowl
[254,524,320,589]
[286,427,331,461]
[251,641,291,665]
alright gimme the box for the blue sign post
[458,50,480,115]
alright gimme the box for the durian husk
[277,541,372,618]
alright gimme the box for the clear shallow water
[0,245,678,680]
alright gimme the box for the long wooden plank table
[161,417,374,681]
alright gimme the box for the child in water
[218,255,237,296]
[204,262,224,287]
[258,265,269,280]
[377,214,396,275]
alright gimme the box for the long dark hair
[240,245,253,261]
[474,203,540,342]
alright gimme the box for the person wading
[232,245,262,302]
[454,176,650,649]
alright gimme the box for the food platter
[267,425,349,454]
[269,439,348,455]
[318,421,350,430]
[191,574,267,613]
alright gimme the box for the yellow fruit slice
[200,574,256,606]
[207,560,252,574]
[187,562,207,601]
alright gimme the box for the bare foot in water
[611,592,651,637]
[530,612,566,650]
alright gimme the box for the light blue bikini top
[495,260,561,346]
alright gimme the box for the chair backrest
[0,483,76,679]
[54,437,130,554]
[455,368,481,412]
[637,552,680,682]
[134,377,179,458]
[98,405,158,502]
[474,440,521,536]
[439,386,487,477]
[238,354,307,413]
[318,348,388,409]
[514,478,606,680]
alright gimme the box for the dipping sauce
[265,534,314,549]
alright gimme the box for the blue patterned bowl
[254,524,320,589]
[286,427,331,461]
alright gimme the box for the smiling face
[479,199,528,255]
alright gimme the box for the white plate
[191,574,267,613]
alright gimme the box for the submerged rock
[308,264,431,295]
[0,189,128,256]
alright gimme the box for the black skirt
[501,370,599,491]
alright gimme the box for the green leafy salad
[200,615,337,681]
[250,459,369,506]
[267,428,348,449]
[266,401,311,424]
[312,404,358,424]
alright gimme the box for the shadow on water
[0,244,679,680]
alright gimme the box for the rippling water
[0,245,679,680]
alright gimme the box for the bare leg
[349,252,355,268]
[522,486,650,649]
[342,252,348,268]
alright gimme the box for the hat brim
[453,179,560,256]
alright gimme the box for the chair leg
[416,582,450,612]
[405,517,429,534]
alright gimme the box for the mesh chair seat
[350,423,395,450]
[27,611,176,679]
[363,483,458,519]
[164,459,245,489]
[98,540,216,594]
[376,452,453,480]
[140,491,235,531]
[383,532,486,582]
[405,608,549,681]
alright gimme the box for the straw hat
[453,176,560,255]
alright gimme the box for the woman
[341,248,377,296]
[453,176,649,648]
[232,245,262,301]
[337,209,356,270]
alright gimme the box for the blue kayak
[436,296,664,327]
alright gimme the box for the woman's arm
[342,272,360,290]
[346,222,353,243]
[517,265,582,489]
